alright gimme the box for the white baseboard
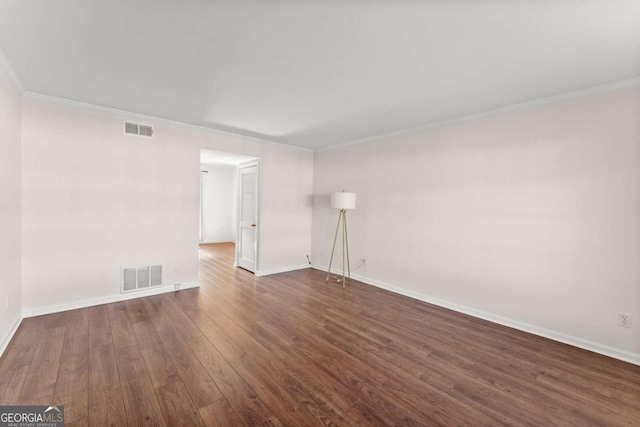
[22,281,200,318]
[311,264,640,366]
[0,316,23,358]
[199,240,235,244]
[256,264,310,277]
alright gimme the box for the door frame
[236,160,260,272]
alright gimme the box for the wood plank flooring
[2,242,640,426]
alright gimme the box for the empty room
[1,1,639,426]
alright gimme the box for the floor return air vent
[121,265,162,293]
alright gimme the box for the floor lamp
[326,191,356,288]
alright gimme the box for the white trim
[22,92,312,152]
[255,264,310,277]
[20,76,639,154]
[22,282,200,318]
[199,240,236,245]
[0,316,23,358]
[319,76,640,152]
[201,162,243,169]
[0,47,24,93]
[14,77,640,154]
[311,264,640,366]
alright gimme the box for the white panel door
[237,163,258,272]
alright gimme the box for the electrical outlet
[618,313,632,328]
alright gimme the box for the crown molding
[0,47,24,93]
[20,75,640,153]
[319,76,640,152]
[22,92,313,153]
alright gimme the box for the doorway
[200,149,259,272]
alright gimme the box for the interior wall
[200,164,237,243]
[20,96,313,315]
[0,61,22,351]
[312,85,640,360]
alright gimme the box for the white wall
[0,59,22,352]
[200,164,237,243]
[312,85,640,361]
[21,95,313,315]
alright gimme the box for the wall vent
[124,122,154,137]
[121,265,162,293]
[139,124,154,137]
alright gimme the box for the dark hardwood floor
[1,242,640,426]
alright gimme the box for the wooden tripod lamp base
[326,192,356,288]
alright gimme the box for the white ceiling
[1,1,639,149]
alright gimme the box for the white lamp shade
[331,192,356,210]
